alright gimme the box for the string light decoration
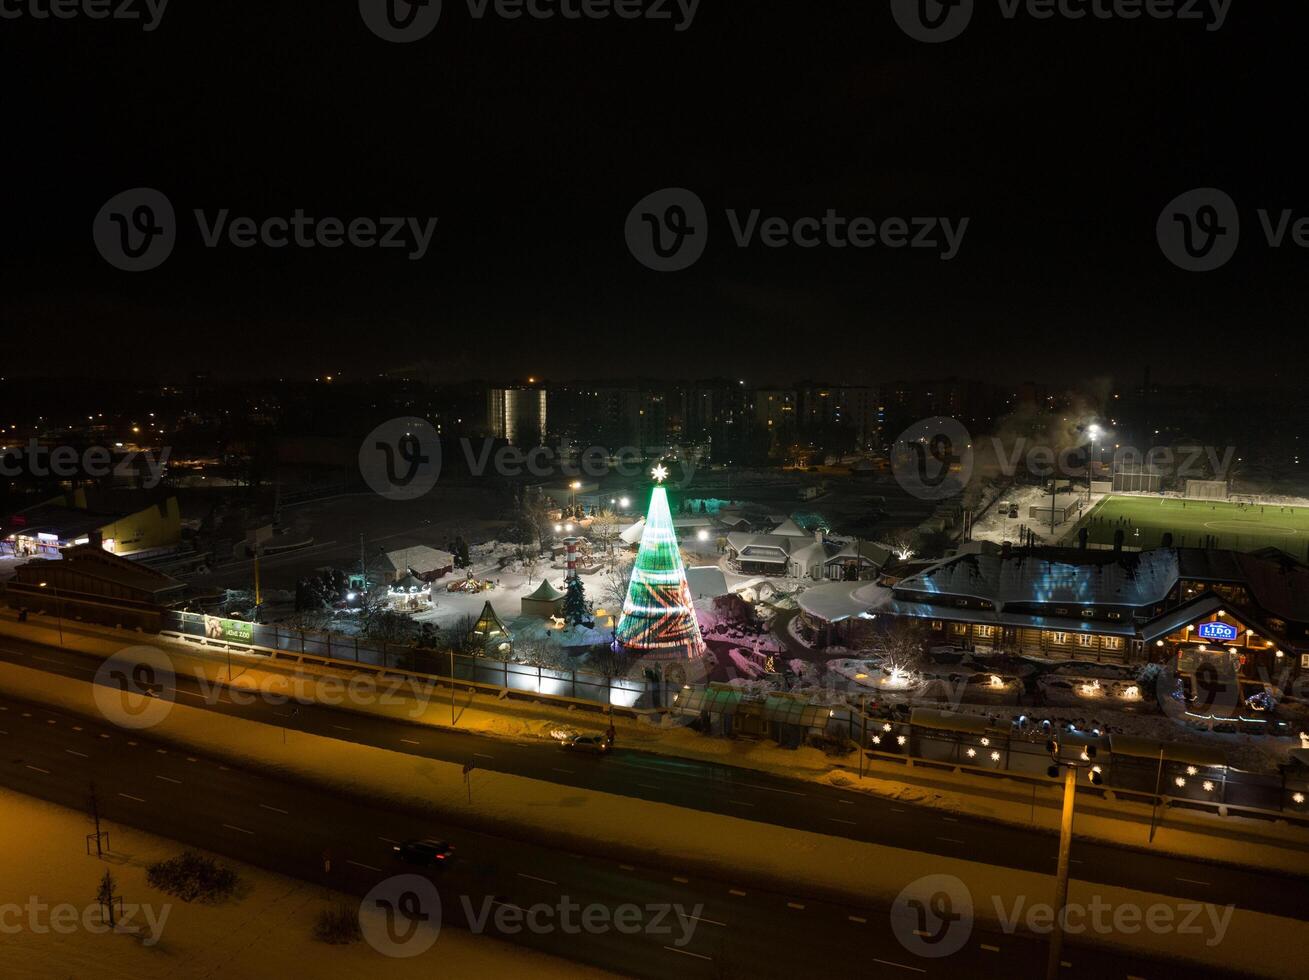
[613,467,706,660]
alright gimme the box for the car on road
[393,838,454,867]
[561,734,611,755]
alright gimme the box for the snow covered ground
[0,787,613,980]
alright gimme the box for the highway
[0,688,1249,978]
[0,627,1303,924]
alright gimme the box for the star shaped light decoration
[651,463,669,484]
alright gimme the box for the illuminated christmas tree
[615,465,706,660]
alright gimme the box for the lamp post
[1086,425,1102,504]
[38,581,64,647]
[1044,737,1103,980]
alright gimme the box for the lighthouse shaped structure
[615,467,706,661]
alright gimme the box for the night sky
[2,2,1305,385]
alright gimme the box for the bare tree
[591,513,617,566]
[602,557,634,609]
[885,528,917,562]
[523,551,541,586]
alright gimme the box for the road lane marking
[378,837,400,845]
[222,824,254,835]
[156,776,182,784]
[517,873,557,885]
[332,725,352,732]
[348,860,382,872]
[72,725,82,732]
[686,914,726,926]
[828,818,857,825]
[25,765,50,774]
[118,793,146,802]
[552,768,575,775]
[663,947,712,961]
[728,889,747,897]
[65,749,88,758]
[1176,877,1211,886]
[729,800,755,807]
[257,804,288,816]
[474,753,494,760]
[673,876,689,883]
[741,783,806,797]
[400,739,420,746]
[942,817,959,822]
[619,864,635,871]
[786,902,805,910]
[848,915,867,924]
[936,837,965,844]
[981,944,1000,952]
[636,782,660,790]
[838,799,855,805]
[874,959,926,973]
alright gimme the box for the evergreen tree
[563,575,591,628]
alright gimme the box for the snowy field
[0,788,612,980]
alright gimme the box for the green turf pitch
[1074,496,1309,556]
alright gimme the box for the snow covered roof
[827,539,892,567]
[797,582,889,623]
[770,518,809,537]
[686,566,730,599]
[620,519,646,545]
[894,549,1180,609]
[381,545,454,573]
[524,579,565,601]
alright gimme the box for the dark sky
[2,1,1305,386]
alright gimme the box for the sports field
[1074,495,1309,557]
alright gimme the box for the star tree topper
[651,463,669,484]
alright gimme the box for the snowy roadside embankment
[1,660,1306,978]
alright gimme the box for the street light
[38,581,64,647]
[1086,424,1103,503]
[1044,738,1102,980]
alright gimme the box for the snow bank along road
[0,691,1252,980]
[0,630,1306,924]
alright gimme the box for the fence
[163,610,652,709]
[834,710,1309,821]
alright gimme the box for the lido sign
[1196,621,1239,643]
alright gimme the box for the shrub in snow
[146,851,239,903]
[314,902,362,944]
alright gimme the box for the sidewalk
[3,607,1308,877]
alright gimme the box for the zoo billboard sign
[204,615,254,644]
[1196,621,1240,643]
